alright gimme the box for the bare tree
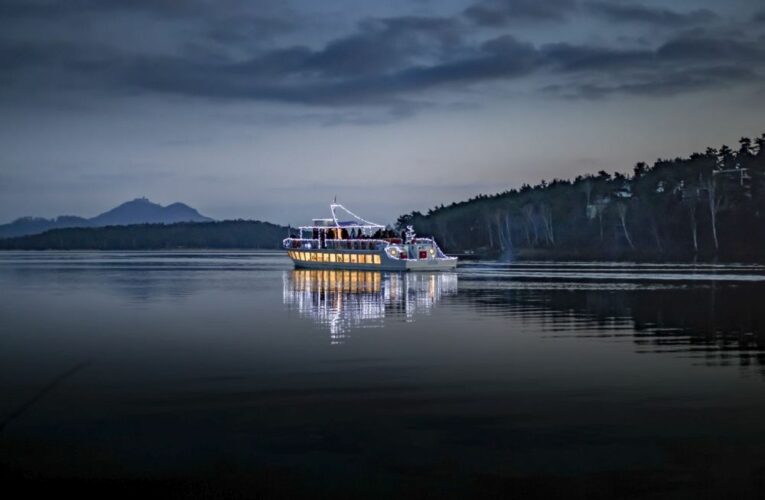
[688,200,699,253]
[492,211,513,253]
[704,175,723,252]
[539,203,555,245]
[651,222,663,252]
[683,180,700,253]
[615,202,634,249]
[596,204,605,242]
[522,204,539,246]
[503,212,513,250]
[484,214,495,249]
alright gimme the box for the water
[1,251,765,497]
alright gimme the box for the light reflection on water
[282,270,457,342]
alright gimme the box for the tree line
[0,220,288,250]
[397,134,765,261]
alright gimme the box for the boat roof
[299,203,385,230]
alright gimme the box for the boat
[283,203,457,271]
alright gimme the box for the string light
[282,202,458,268]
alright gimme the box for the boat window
[350,254,358,263]
[372,255,381,265]
[329,253,336,263]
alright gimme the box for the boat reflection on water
[282,269,458,342]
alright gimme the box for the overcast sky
[1,0,763,225]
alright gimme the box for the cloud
[112,31,763,104]
[114,33,540,106]
[546,65,760,99]
[657,35,765,61]
[302,16,463,77]
[584,2,718,26]
[0,0,761,112]
[464,0,577,26]
[754,9,765,23]
[540,35,764,98]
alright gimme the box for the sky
[0,0,764,226]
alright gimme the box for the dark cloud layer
[464,0,577,26]
[584,2,718,26]
[0,0,762,111]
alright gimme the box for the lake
[1,251,765,498]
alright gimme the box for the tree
[521,204,539,246]
[539,203,555,245]
[633,162,648,179]
[681,177,702,254]
[704,175,723,252]
[400,133,765,260]
[615,201,634,250]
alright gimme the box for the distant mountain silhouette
[0,198,212,238]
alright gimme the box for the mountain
[0,198,213,239]
[89,198,211,226]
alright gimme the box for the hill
[0,197,212,238]
[0,220,286,250]
[396,133,765,262]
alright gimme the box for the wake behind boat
[283,203,457,271]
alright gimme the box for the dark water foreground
[1,252,765,499]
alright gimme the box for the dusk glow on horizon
[1,0,763,226]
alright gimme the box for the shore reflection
[283,269,457,342]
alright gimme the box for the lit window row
[288,251,381,265]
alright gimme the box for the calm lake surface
[2,251,765,498]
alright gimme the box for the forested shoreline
[3,134,765,260]
[397,134,765,262]
[0,220,287,250]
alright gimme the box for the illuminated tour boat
[283,203,457,271]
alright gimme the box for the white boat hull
[287,249,457,272]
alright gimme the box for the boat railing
[284,238,394,251]
[283,236,453,259]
